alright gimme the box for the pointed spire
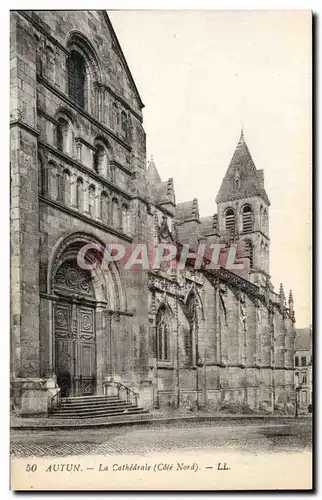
[289,290,295,322]
[147,154,161,184]
[216,129,270,205]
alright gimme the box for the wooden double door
[54,301,96,397]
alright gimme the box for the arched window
[156,307,170,362]
[45,46,55,81]
[263,209,268,230]
[48,161,58,201]
[225,208,235,233]
[57,118,67,152]
[260,240,264,268]
[244,239,254,268]
[242,205,253,232]
[112,103,119,129]
[56,117,72,155]
[101,192,109,222]
[76,177,83,212]
[121,111,127,138]
[39,156,47,195]
[62,169,71,206]
[93,144,106,175]
[121,203,129,233]
[88,184,96,218]
[112,197,120,229]
[68,50,86,108]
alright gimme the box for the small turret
[279,283,285,313]
[288,290,295,322]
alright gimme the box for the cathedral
[10,10,296,416]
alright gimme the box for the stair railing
[49,388,61,414]
[103,381,139,407]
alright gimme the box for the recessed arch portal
[48,232,127,397]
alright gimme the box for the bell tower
[216,130,270,286]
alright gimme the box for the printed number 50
[26,464,37,472]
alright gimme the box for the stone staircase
[49,394,148,419]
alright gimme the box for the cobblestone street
[11,417,312,458]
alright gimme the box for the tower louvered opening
[242,205,253,232]
[225,208,235,233]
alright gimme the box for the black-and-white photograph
[9,9,312,490]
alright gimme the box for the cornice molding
[39,195,133,242]
[98,82,143,123]
[75,136,96,151]
[38,140,132,200]
[110,159,132,177]
[10,120,40,138]
[18,11,69,55]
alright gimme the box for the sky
[109,10,312,328]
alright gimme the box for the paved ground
[11,417,312,458]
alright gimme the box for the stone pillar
[10,13,40,380]
[83,180,90,216]
[95,303,107,394]
[70,172,78,210]
[39,295,53,378]
[95,186,102,221]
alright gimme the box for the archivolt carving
[53,260,95,298]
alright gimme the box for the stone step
[54,404,140,415]
[61,400,131,408]
[64,396,120,403]
[58,403,134,412]
[51,408,148,419]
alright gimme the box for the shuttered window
[225,208,235,233]
[242,205,253,232]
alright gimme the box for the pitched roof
[156,178,176,206]
[175,198,200,223]
[216,130,270,205]
[103,12,144,109]
[199,214,218,237]
[295,328,311,351]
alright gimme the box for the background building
[295,327,312,411]
[10,10,296,416]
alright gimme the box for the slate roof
[199,214,218,237]
[175,198,200,222]
[216,130,270,205]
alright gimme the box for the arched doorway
[53,259,97,397]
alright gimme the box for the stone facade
[10,10,296,416]
[294,327,312,411]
